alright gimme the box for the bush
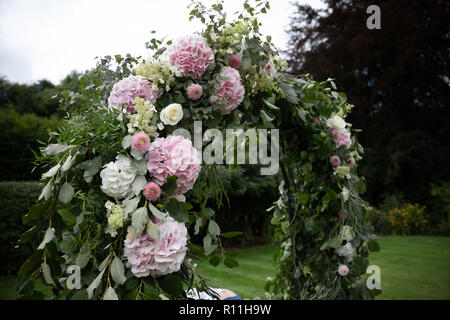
[387,203,428,236]
[366,208,392,235]
[0,181,42,274]
[0,109,61,181]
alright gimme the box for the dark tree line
[286,0,450,212]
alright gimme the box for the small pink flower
[313,117,320,123]
[187,84,203,101]
[132,133,150,153]
[338,264,349,276]
[338,209,348,220]
[330,155,341,166]
[228,55,241,69]
[348,157,355,167]
[143,182,161,201]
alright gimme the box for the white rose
[160,103,183,126]
[334,165,351,179]
[326,115,347,130]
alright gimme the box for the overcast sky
[0,0,324,85]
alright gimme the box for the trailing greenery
[0,181,42,274]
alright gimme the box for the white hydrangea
[336,242,356,262]
[326,115,347,130]
[100,154,137,200]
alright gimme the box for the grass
[195,236,450,300]
[1,236,449,300]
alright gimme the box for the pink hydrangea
[123,218,188,277]
[108,75,162,113]
[187,84,203,101]
[228,55,241,69]
[213,66,245,115]
[166,35,214,79]
[331,128,352,149]
[330,155,341,166]
[132,132,150,153]
[146,135,201,195]
[143,182,161,201]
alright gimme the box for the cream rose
[326,115,347,130]
[160,103,183,126]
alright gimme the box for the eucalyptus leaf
[123,196,141,217]
[103,286,119,300]
[132,175,147,196]
[58,182,74,204]
[42,164,61,180]
[132,206,148,235]
[121,135,133,149]
[148,202,167,221]
[111,256,127,286]
[87,268,106,299]
[38,180,53,201]
[43,144,73,155]
[41,262,56,286]
[208,220,220,237]
[37,227,55,250]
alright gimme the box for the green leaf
[208,220,221,237]
[43,144,73,155]
[224,257,239,268]
[111,256,127,286]
[121,135,132,149]
[194,217,202,235]
[123,196,141,217]
[161,176,178,196]
[148,202,166,221]
[57,208,76,227]
[142,283,161,300]
[132,206,148,235]
[75,246,91,269]
[263,99,279,110]
[18,226,39,246]
[367,240,380,252]
[160,274,184,297]
[209,255,221,267]
[166,198,189,223]
[298,193,309,205]
[221,231,243,238]
[42,164,60,180]
[41,262,56,286]
[200,207,215,218]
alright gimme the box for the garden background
[0,0,449,299]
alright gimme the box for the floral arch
[17,0,380,300]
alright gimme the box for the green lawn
[1,236,449,300]
[195,236,450,300]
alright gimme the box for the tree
[286,0,450,207]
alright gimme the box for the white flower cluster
[336,242,356,262]
[100,154,137,200]
[127,97,158,136]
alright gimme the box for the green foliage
[0,181,42,274]
[0,110,61,181]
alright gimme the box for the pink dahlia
[108,75,162,113]
[146,135,201,195]
[331,128,352,149]
[330,155,341,166]
[228,55,241,69]
[214,66,245,115]
[338,264,349,276]
[187,84,203,101]
[166,35,214,79]
[132,132,150,153]
[123,218,188,277]
[143,182,161,201]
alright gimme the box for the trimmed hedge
[0,181,42,274]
